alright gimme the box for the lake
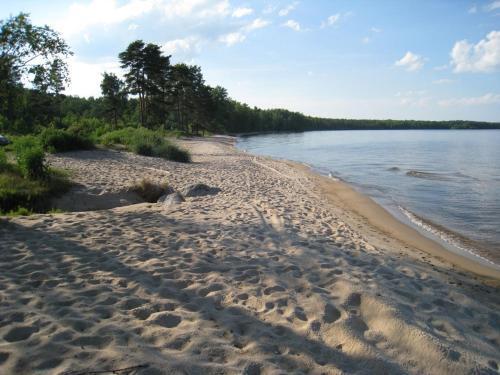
[237,130,500,265]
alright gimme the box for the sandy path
[0,137,499,374]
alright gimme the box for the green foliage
[5,206,32,216]
[153,143,191,163]
[132,178,169,203]
[100,72,127,128]
[13,136,46,179]
[132,140,154,156]
[101,127,162,147]
[65,117,112,141]
[39,128,94,153]
[100,127,190,162]
[0,148,7,171]
[0,167,71,214]
[0,13,72,94]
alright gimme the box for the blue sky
[1,0,500,121]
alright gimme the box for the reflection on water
[237,130,500,264]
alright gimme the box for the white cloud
[162,36,202,55]
[321,14,340,28]
[66,57,122,97]
[219,32,246,46]
[321,12,353,28]
[450,30,500,73]
[245,18,270,31]
[278,2,299,17]
[395,51,425,71]
[486,1,500,11]
[432,78,454,84]
[469,4,478,13]
[438,93,500,106]
[128,23,139,30]
[232,7,253,18]
[83,33,91,43]
[217,18,269,46]
[55,0,232,38]
[362,26,382,44]
[55,0,158,37]
[282,19,301,31]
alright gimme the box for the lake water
[237,130,500,266]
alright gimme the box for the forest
[2,13,499,140]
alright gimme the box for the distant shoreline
[234,127,500,137]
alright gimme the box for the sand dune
[0,137,499,374]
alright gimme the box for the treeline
[1,13,499,139]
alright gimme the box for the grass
[0,168,71,214]
[131,178,170,203]
[100,127,191,163]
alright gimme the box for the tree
[119,40,171,128]
[100,72,126,128]
[119,40,146,127]
[0,13,72,126]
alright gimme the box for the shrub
[100,127,163,147]
[6,207,32,216]
[132,178,170,203]
[100,127,191,163]
[39,128,94,153]
[154,143,191,163]
[0,168,71,214]
[132,140,154,156]
[0,149,7,171]
[14,136,47,179]
[0,172,45,212]
[66,117,112,141]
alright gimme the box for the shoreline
[235,137,500,282]
[283,159,500,281]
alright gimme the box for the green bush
[100,127,191,163]
[0,149,7,171]
[0,168,71,214]
[39,128,94,153]
[154,143,191,163]
[0,172,46,212]
[132,140,154,156]
[100,127,163,147]
[65,117,112,141]
[14,136,47,179]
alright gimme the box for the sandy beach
[0,136,499,374]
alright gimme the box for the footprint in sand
[323,304,341,323]
[0,352,10,365]
[149,312,182,328]
[3,326,38,342]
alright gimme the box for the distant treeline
[1,13,499,137]
[220,106,500,134]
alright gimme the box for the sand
[0,136,499,374]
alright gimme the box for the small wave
[398,206,498,267]
[406,170,453,181]
[387,167,400,172]
[406,170,478,182]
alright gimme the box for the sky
[1,0,500,122]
